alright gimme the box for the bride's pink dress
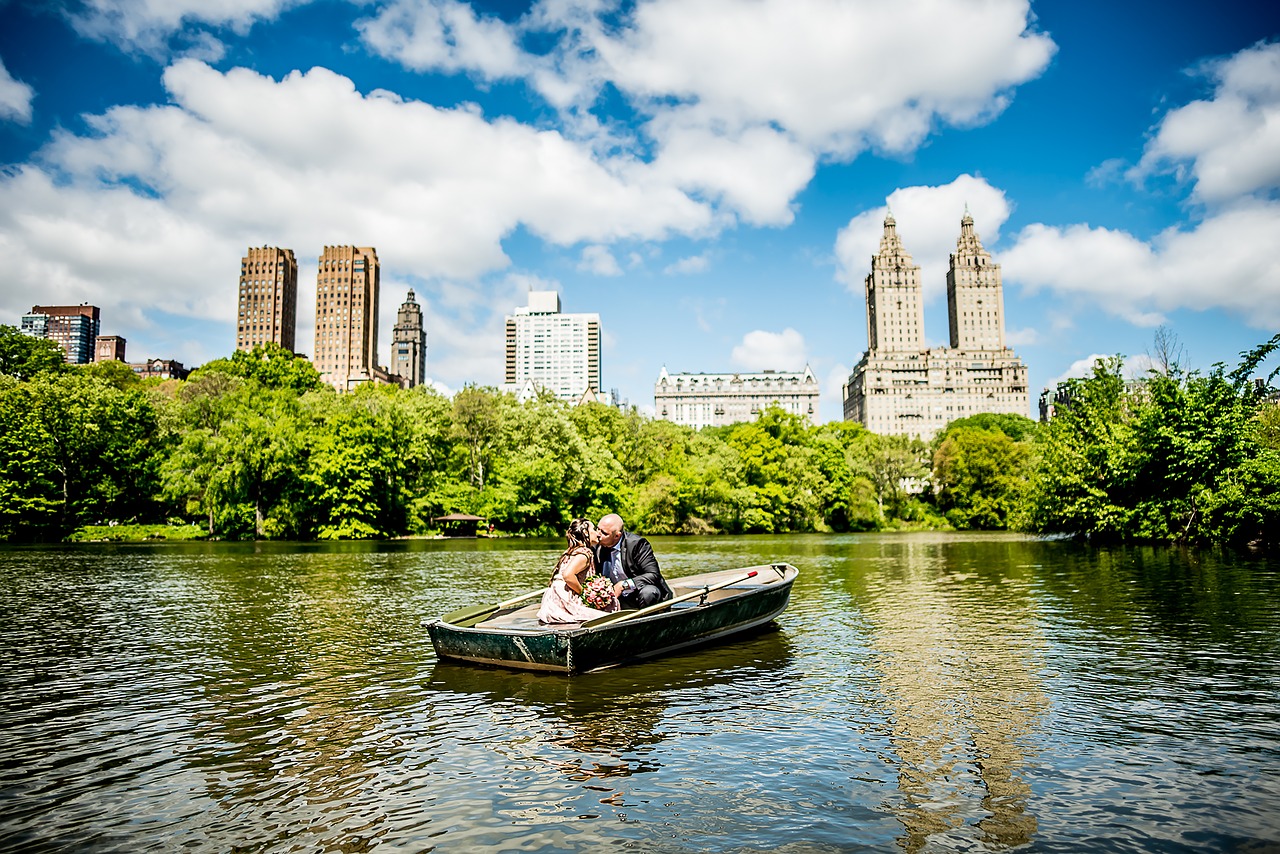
[537,548,619,624]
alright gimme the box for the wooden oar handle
[497,588,548,609]
[584,570,759,629]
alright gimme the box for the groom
[595,513,672,609]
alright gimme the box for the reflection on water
[430,628,794,784]
[1,535,1278,852]
[855,538,1047,850]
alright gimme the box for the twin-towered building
[236,245,425,391]
[842,211,1029,438]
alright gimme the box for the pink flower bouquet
[579,574,616,610]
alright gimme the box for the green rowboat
[427,563,798,674]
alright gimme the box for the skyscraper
[391,289,427,388]
[21,304,100,364]
[947,209,1006,351]
[843,213,1029,438]
[865,211,925,353]
[503,290,601,403]
[237,246,298,352]
[313,245,381,391]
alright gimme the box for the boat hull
[428,565,796,674]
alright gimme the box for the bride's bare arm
[559,553,590,593]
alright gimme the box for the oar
[582,570,759,629]
[442,588,545,626]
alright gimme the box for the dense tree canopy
[1021,336,1280,549]
[0,337,1275,551]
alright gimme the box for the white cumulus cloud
[1002,201,1280,329]
[65,0,301,56]
[356,0,525,79]
[664,253,710,275]
[834,174,1012,303]
[553,0,1055,156]
[1129,41,1280,204]
[0,58,34,124]
[731,328,807,371]
[578,244,623,276]
[369,0,1054,229]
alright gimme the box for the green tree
[933,427,1029,529]
[868,434,931,520]
[0,325,66,381]
[0,373,161,540]
[1020,357,1131,538]
[198,343,324,394]
[937,412,1038,443]
[299,387,411,539]
[82,359,142,390]
[451,386,504,489]
[1021,338,1280,548]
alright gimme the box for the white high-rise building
[503,291,601,403]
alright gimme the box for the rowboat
[427,563,798,674]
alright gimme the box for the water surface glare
[1,534,1278,852]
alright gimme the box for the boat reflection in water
[427,627,796,787]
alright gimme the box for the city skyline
[1,2,1278,421]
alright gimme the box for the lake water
[1,533,1278,852]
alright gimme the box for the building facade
[312,245,381,391]
[391,289,427,388]
[95,335,127,362]
[503,290,601,403]
[21,304,100,364]
[130,359,190,380]
[655,366,820,429]
[843,212,1029,438]
[237,246,298,352]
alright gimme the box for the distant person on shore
[537,519,620,624]
[594,514,672,609]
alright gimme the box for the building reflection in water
[858,542,1048,851]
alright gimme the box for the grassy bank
[69,523,208,543]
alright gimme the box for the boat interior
[475,564,795,631]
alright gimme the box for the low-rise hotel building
[655,366,820,429]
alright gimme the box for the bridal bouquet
[579,574,616,610]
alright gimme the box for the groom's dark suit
[595,531,672,608]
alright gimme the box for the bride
[537,518,619,624]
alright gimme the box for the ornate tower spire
[392,288,427,387]
[865,214,925,353]
[947,212,1005,350]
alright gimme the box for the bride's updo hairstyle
[553,518,596,577]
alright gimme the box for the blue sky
[0,0,1277,422]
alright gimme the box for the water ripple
[1,538,1279,852]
